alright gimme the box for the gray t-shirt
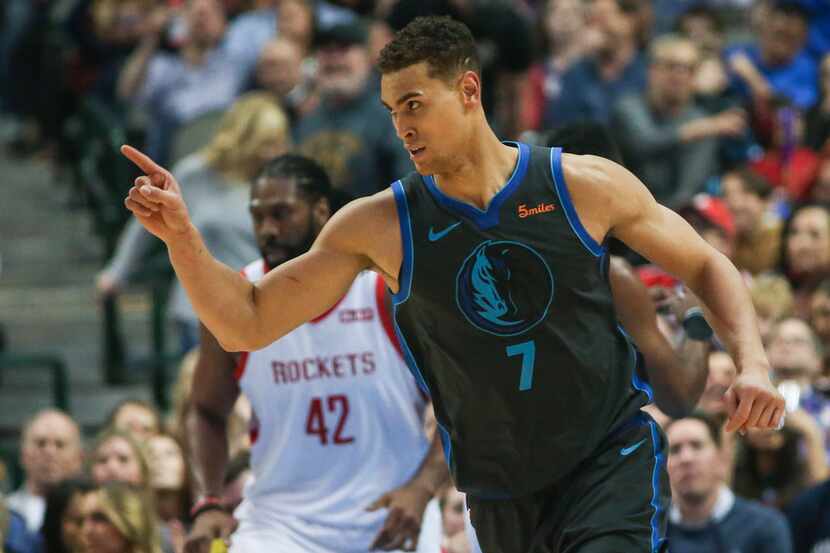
[611,93,720,209]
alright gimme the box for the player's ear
[458,71,481,107]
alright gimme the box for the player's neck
[432,128,519,210]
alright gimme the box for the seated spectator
[781,203,830,313]
[808,279,830,389]
[254,37,316,124]
[80,482,161,553]
[806,54,830,151]
[722,167,783,274]
[666,412,793,553]
[41,478,94,553]
[295,19,412,197]
[697,350,737,421]
[675,5,730,107]
[749,99,820,202]
[611,35,746,208]
[105,399,161,443]
[749,273,795,344]
[548,0,646,127]
[89,430,150,489]
[786,477,830,553]
[767,317,830,454]
[696,350,739,480]
[727,1,817,119]
[97,92,290,353]
[145,433,188,525]
[117,0,252,164]
[520,0,589,132]
[733,408,828,510]
[7,410,83,533]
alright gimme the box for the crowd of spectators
[4,0,830,552]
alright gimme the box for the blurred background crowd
[3,0,830,552]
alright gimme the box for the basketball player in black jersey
[120,15,784,553]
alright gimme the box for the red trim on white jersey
[310,295,346,324]
[233,351,250,382]
[374,274,403,359]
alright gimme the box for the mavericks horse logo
[456,240,554,336]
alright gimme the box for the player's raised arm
[562,154,784,433]
[121,145,383,352]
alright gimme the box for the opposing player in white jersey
[183,155,445,553]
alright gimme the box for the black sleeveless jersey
[389,143,651,498]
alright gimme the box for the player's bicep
[605,165,716,286]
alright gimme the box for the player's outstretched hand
[121,145,192,243]
[367,483,432,551]
[184,510,237,553]
[723,369,786,433]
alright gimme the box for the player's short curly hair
[377,15,480,83]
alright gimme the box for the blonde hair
[89,429,152,489]
[95,482,161,553]
[750,273,795,321]
[202,92,291,181]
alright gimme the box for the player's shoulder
[560,153,623,190]
[327,187,398,236]
[560,152,649,221]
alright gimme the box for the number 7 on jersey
[506,340,536,391]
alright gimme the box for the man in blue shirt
[726,2,817,110]
[787,478,830,553]
[666,412,793,553]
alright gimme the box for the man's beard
[261,223,317,270]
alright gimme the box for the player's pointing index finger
[121,144,165,175]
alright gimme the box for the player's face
[250,177,323,269]
[667,419,724,501]
[381,62,475,175]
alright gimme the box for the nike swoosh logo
[620,438,647,457]
[428,221,462,242]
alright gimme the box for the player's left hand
[723,368,786,433]
[367,483,432,551]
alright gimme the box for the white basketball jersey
[233,262,434,552]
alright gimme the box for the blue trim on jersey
[549,147,606,257]
[391,180,414,304]
[647,418,668,552]
[422,142,530,230]
[618,324,655,403]
[436,421,453,470]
